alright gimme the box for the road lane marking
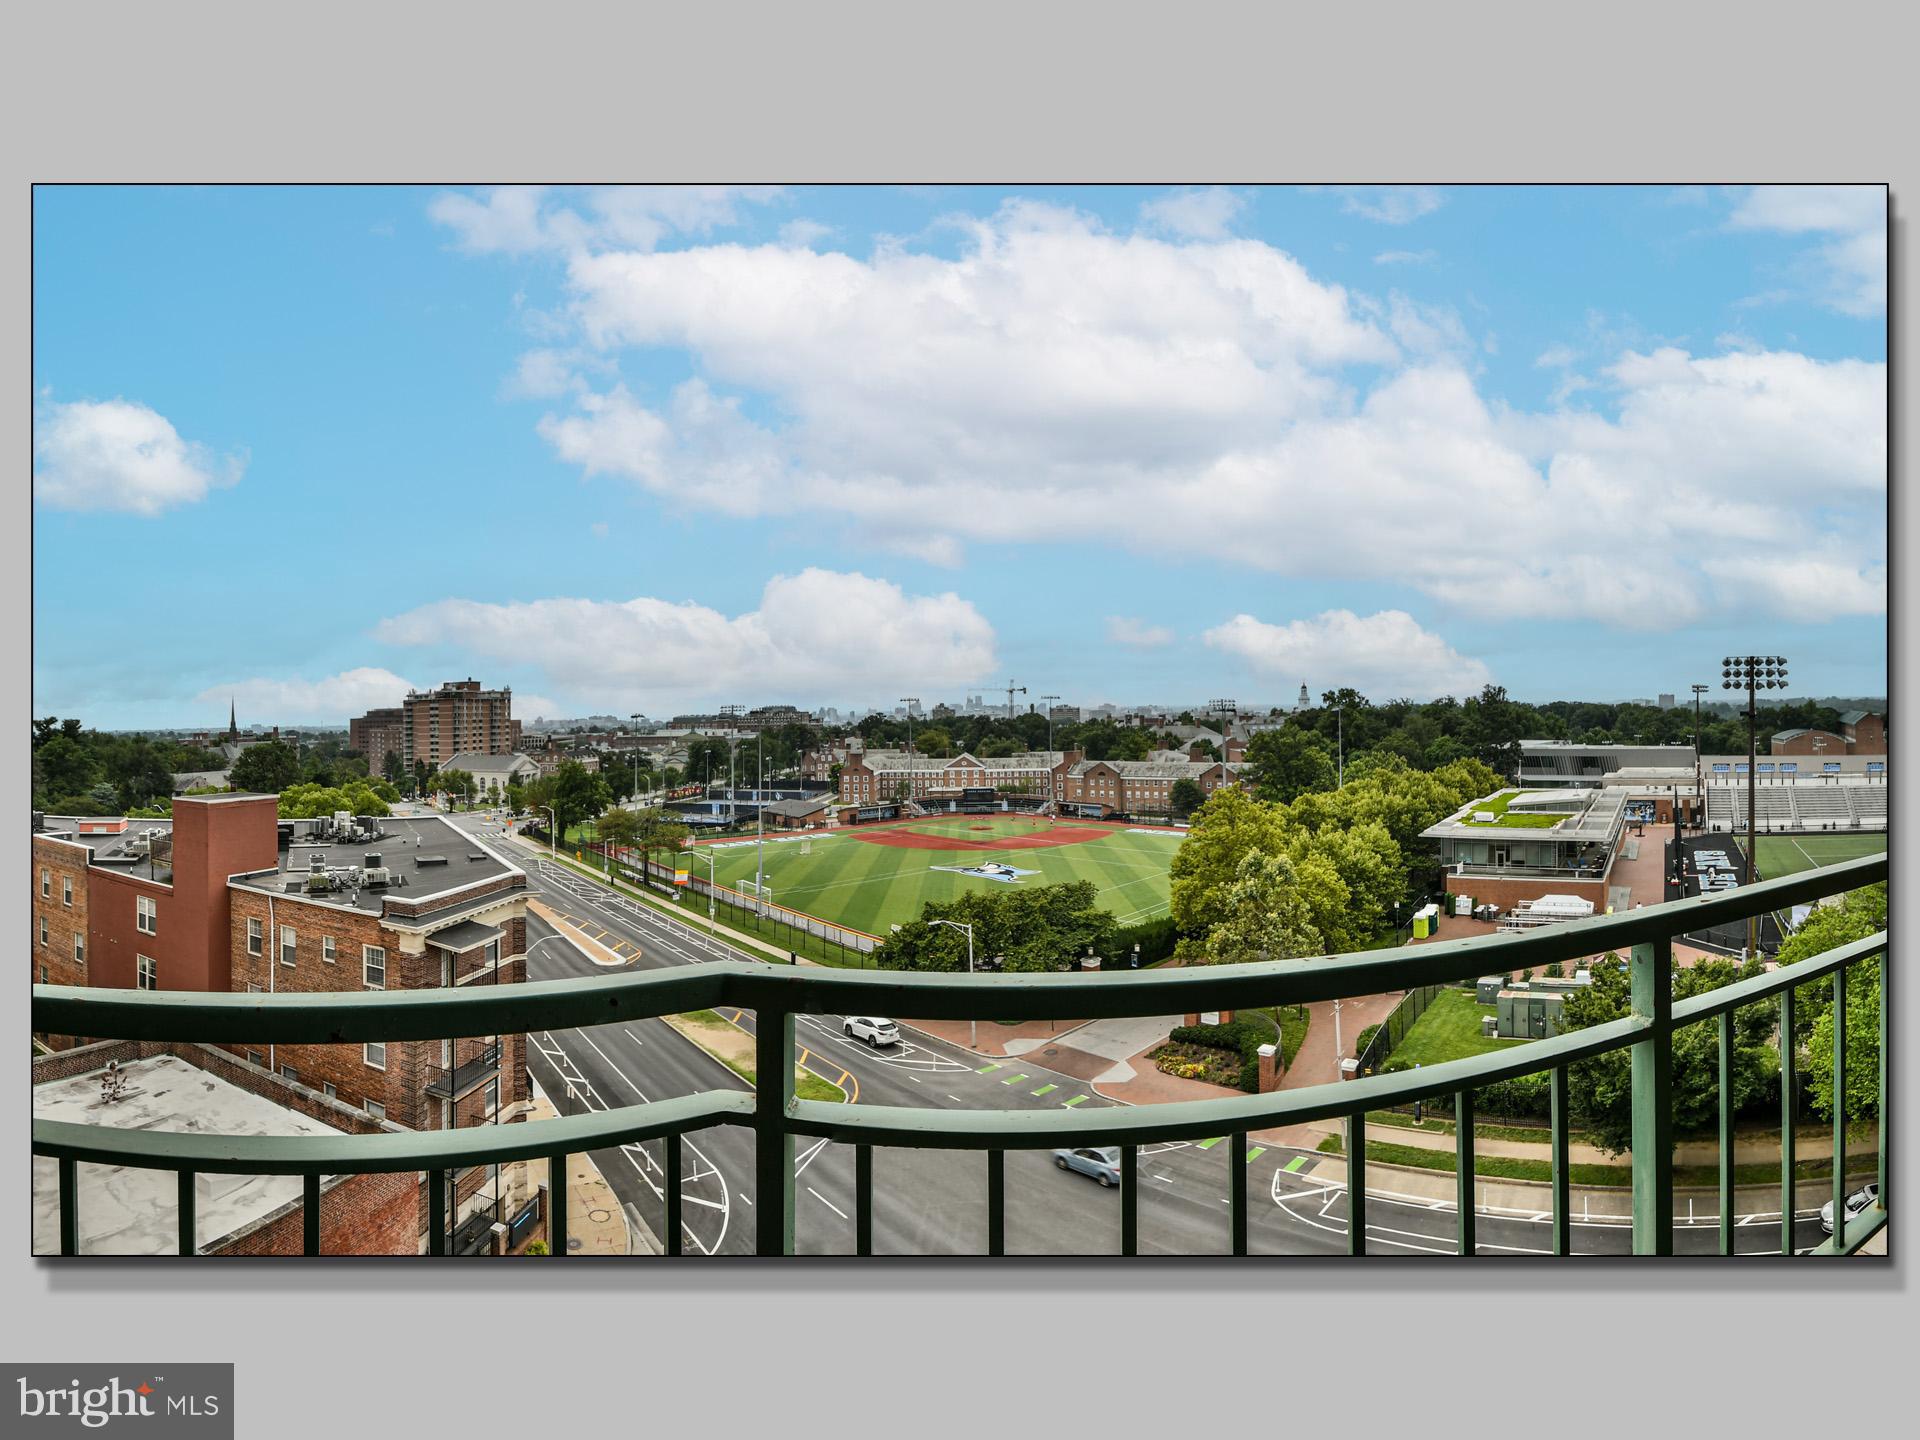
[1032,1084,1058,1096]
[978,1063,1002,1073]
[1002,1074,1029,1086]
[1062,1095,1087,1107]
[807,1186,849,1220]
[945,1094,962,1102]
[1245,1147,1266,1163]
[1196,1137,1224,1149]
[1282,1155,1309,1173]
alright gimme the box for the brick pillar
[1257,1042,1282,1093]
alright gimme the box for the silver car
[1820,1182,1878,1236]
[1053,1145,1122,1187]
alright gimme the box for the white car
[1820,1182,1879,1236]
[843,1016,900,1048]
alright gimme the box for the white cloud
[778,218,833,249]
[430,185,785,257]
[195,668,415,724]
[1726,184,1885,315]
[1373,249,1436,266]
[34,397,245,515]
[374,569,997,709]
[1140,186,1246,240]
[1336,186,1445,225]
[1204,610,1490,699]
[589,521,609,538]
[502,348,585,399]
[468,200,1882,630]
[1106,616,1175,650]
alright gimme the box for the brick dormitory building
[835,745,1241,820]
[30,795,540,1255]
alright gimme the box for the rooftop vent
[417,854,449,867]
[468,853,487,862]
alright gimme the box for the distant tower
[229,697,239,741]
[1296,682,1310,712]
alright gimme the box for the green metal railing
[33,854,1888,1257]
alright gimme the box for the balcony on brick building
[423,1042,502,1103]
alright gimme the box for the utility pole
[1723,656,1787,959]
[1690,683,1709,830]
[754,727,767,917]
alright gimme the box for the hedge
[1111,915,1178,967]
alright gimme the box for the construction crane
[1004,682,1027,719]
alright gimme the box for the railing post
[987,1149,1005,1257]
[1346,1112,1367,1255]
[1230,1130,1248,1257]
[664,1133,683,1256]
[303,1173,322,1257]
[547,1152,568,1256]
[1831,969,1847,1248]
[1717,1011,1734,1256]
[755,1003,796,1256]
[59,1157,79,1256]
[1455,1089,1475,1256]
[1877,952,1887,1222]
[1120,1144,1138,1257]
[1630,937,1673,1255]
[1780,987,1796,1257]
[178,1170,196,1256]
[1550,1066,1571,1256]
[427,1168,447,1256]
[855,1143,873,1257]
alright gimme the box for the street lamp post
[538,804,558,862]
[1690,683,1709,821]
[899,698,919,755]
[928,919,977,1049]
[754,728,767,916]
[1040,694,1061,806]
[1723,655,1787,959]
[692,850,719,939]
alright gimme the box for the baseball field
[694,814,1180,936]
[1753,831,1886,879]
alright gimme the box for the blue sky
[32,185,1887,730]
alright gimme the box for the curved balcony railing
[32,853,1887,1257]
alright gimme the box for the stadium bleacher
[1703,781,1887,833]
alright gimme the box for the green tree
[1200,850,1325,965]
[1168,777,1205,820]
[381,749,407,784]
[550,760,612,838]
[1776,884,1885,1123]
[914,726,953,758]
[596,807,640,850]
[1169,787,1291,941]
[1244,727,1337,804]
[229,740,302,794]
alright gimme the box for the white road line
[739,1193,754,1206]
[807,1187,849,1220]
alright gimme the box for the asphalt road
[438,807,1827,1258]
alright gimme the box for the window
[247,1050,264,1066]
[365,1041,387,1070]
[363,945,386,989]
[38,917,48,947]
[62,876,73,907]
[322,1082,337,1099]
[73,933,85,966]
[246,916,263,955]
[39,964,48,985]
[279,925,297,967]
[137,954,157,990]
[279,1064,298,1084]
[40,868,50,898]
[322,935,337,964]
[484,1077,499,1119]
[136,895,157,935]
[366,1100,386,1121]
[246,981,263,994]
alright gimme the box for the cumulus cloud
[1335,186,1445,224]
[430,185,785,256]
[34,397,245,515]
[1726,184,1885,315]
[374,569,997,709]
[1373,249,1436,266]
[1106,616,1175,650]
[1204,610,1490,698]
[1140,186,1246,239]
[195,668,415,723]
[464,200,1881,629]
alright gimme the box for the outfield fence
[594,844,884,958]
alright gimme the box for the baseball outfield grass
[694,814,1179,936]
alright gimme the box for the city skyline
[33,184,1888,727]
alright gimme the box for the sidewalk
[904,1016,1091,1057]
[525,1086,635,1255]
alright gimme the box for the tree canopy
[880,882,1115,974]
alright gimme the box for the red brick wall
[1771,729,1846,756]
[1844,714,1886,754]
[32,836,93,1047]
[212,1169,421,1256]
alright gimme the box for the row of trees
[877,882,1118,974]
[31,717,226,814]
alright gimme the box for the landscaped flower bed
[1152,1039,1247,1088]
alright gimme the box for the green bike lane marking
[1001,1073,1029,1086]
[1031,1083,1059,1097]
[1062,1094,1088,1108]
[1282,1154,1309,1174]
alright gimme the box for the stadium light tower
[1039,695,1061,804]
[1723,655,1787,959]
[899,698,919,755]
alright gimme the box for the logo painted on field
[11,1364,233,1435]
[929,861,1037,884]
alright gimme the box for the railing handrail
[32,853,1885,1041]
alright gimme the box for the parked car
[1053,1146,1122,1187]
[1820,1182,1879,1236]
[843,1016,900,1047]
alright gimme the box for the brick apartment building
[837,748,1070,806]
[349,705,406,774]
[31,796,536,1253]
[1060,757,1242,819]
[402,678,521,770]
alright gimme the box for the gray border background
[3,1,1910,1434]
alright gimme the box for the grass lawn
[1465,791,1565,829]
[1384,988,1531,1068]
[692,814,1179,936]
[1754,831,1887,879]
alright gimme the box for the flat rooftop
[32,1055,343,1255]
[235,813,520,915]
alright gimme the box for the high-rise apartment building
[402,679,520,770]
[350,706,407,774]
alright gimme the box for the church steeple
[229,697,239,741]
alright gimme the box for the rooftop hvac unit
[309,852,327,871]
[334,810,352,829]
[363,866,392,887]
[363,852,382,870]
